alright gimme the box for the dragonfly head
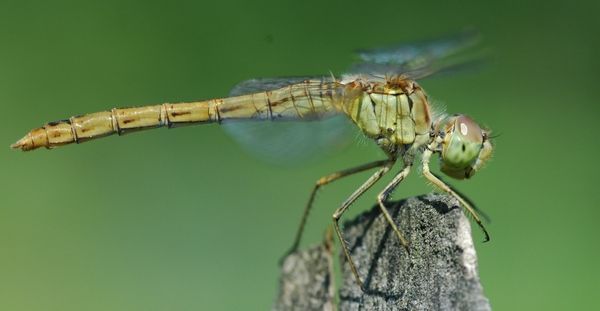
[438,115,493,180]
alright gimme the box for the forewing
[348,30,484,79]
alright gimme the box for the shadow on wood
[273,193,491,311]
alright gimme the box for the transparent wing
[356,29,479,64]
[223,115,357,165]
[229,76,333,97]
[348,29,485,79]
[223,77,357,165]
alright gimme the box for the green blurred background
[1,0,598,310]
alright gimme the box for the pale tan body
[11,76,431,153]
[12,75,488,290]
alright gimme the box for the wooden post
[274,194,491,311]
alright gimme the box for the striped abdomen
[11,80,343,151]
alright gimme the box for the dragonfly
[11,30,493,290]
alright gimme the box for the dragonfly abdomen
[10,101,221,151]
[219,81,342,121]
[11,81,342,151]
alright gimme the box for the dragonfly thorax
[345,78,432,152]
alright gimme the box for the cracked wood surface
[274,194,491,311]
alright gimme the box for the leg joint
[332,212,341,220]
[377,193,386,205]
[317,173,342,186]
[315,177,328,186]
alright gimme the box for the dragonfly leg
[430,171,492,224]
[421,143,490,242]
[333,159,396,290]
[286,159,389,256]
[376,163,413,251]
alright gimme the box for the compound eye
[455,115,483,144]
[439,115,485,179]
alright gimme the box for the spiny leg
[421,144,490,242]
[376,163,413,250]
[333,160,396,289]
[430,171,492,224]
[286,159,389,256]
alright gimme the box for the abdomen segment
[11,81,343,151]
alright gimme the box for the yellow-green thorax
[344,78,432,151]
